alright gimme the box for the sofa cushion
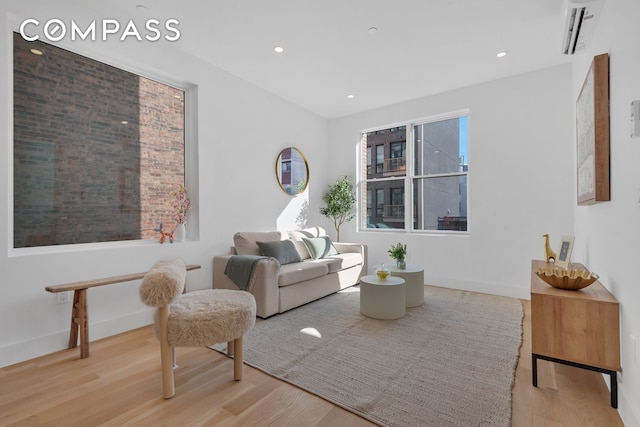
[278,261,329,287]
[302,236,338,259]
[312,253,363,274]
[256,240,302,265]
[233,231,287,256]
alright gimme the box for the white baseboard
[617,383,640,427]
[601,373,639,427]
[425,275,530,300]
[0,308,154,368]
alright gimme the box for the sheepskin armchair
[140,258,256,399]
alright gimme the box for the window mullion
[414,171,467,180]
[406,123,414,232]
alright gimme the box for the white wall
[328,65,575,300]
[0,1,328,367]
[571,1,640,425]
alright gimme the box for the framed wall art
[576,53,610,205]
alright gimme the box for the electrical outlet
[57,291,72,304]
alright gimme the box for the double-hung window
[360,112,469,233]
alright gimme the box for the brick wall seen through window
[13,32,185,248]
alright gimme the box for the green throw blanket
[224,255,267,291]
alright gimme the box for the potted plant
[320,176,356,241]
[388,242,407,269]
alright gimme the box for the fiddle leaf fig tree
[320,176,356,241]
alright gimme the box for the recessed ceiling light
[347,94,355,99]
[274,46,284,53]
[368,27,378,35]
[496,51,508,58]
[121,120,129,125]
[136,4,147,9]
[30,48,43,56]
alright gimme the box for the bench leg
[69,289,89,359]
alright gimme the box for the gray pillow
[302,236,338,259]
[256,240,302,265]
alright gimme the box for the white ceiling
[108,0,573,119]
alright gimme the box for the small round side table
[359,275,406,320]
[387,264,424,307]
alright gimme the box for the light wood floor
[0,300,624,427]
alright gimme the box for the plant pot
[396,259,406,269]
[175,223,186,243]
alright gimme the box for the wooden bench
[46,264,201,359]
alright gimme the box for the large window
[360,113,468,232]
[12,32,187,248]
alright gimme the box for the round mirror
[275,147,309,196]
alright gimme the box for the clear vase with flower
[172,184,190,243]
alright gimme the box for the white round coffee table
[387,264,424,307]
[359,275,406,319]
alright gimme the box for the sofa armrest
[213,254,281,318]
[213,254,234,288]
[333,242,368,278]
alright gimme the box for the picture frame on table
[556,236,575,269]
[576,53,610,205]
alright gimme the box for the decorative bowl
[376,265,390,280]
[535,266,599,290]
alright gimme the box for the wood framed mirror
[275,147,309,196]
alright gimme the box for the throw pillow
[288,230,312,259]
[256,240,302,265]
[233,231,284,256]
[302,236,338,260]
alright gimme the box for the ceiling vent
[561,0,603,55]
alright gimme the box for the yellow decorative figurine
[543,234,557,263]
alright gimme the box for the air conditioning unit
[561,0,603,55]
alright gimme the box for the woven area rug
[215,285,523,427]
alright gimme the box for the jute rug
[215,285,523,427]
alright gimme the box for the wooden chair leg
[227,340,234,357]
[233,336,243,381]
[159,306,175,399]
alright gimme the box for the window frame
[358,109,469,235]
[7,23,199,256]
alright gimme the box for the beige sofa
[213,227,367,318]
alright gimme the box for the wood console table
[46,264,201,359]
[530,260,620,408]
